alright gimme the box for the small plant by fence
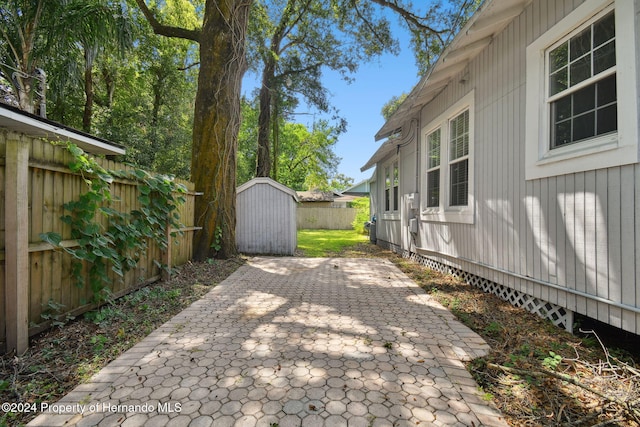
[1,132,198,354]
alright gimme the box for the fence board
[1,134,197,352]
[297,207,357,230]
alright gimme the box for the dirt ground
[1,244,639,426]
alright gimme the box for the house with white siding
[362,0,640,335]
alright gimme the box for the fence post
[162,219,172,282]
[5,136,29,355]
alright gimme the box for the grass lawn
[297,229,369,257]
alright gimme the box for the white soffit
[0,103,125,155]
[374,0,531,141]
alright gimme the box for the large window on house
[392,161,399,211]
[525,0,638,180]
[384,161,399,212]
[384,166,391,211]
[426,129,441,207]
[548,10,616,149]
[384,161,400,212]
[449,110,469,206]
[421,90,474,224]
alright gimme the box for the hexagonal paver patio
[28,257,508,427]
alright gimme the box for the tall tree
[135,0,250,259]
[237,96,260,186]
[135,0,478,259]
[249,0,396,178]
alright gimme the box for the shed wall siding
[236,183,297,255]
[378,0,640,333]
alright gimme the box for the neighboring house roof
[341,179,371,196]
[296,190,338,202]
[373,0,531,143]
[237,177,299,201]
[0,102,125,156]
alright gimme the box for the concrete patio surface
[28,257,508,427]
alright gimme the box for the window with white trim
[449,110,469,206]
[525,0,638,180]
[426,129,441,208]
[384,166,391,211]
[392,161,399,210]
[548,10,616,149]
[421,90,474,224]
[384,160,399,212]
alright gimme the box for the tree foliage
[0,0,481,260]
[381,93,408,120]
[249,0,398,177]
[238,96,345,191]
[0,0,132,117]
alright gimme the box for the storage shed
[236,178,299,255]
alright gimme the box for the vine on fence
[40,142,187,303]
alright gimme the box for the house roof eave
[0,103,125,155]
[374,0,531,141]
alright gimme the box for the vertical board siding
[403,0,640,334]
[1,134,196,346]
[237,182,297,255]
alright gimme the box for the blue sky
[322,42,420,184]
[243,23,421,186]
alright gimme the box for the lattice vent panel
[379,242,572,331]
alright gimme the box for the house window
[548,10,616,149]
[384,166,391,211]
[392,161,399,211]
[448,110,469,206]
[421,90,474,224]
[525,0,638,180]
[384,161,399,212]
[426,129,441,207]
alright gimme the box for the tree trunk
[191,0,250,260]
[82,64,93,132]
[16,76,34,114]
[256,68,273,177]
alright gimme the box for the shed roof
[237,177,299,201]
[0,102,125,155]
[373,0,531,142]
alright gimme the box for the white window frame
[525,0,638,180]
[383,157,400,217]
[425,128,441,208]
[420,90,475,224]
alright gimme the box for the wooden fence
[1,132,198,354]
[297,207,357,230]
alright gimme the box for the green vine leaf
[40,142,186,304]
[40,232,63,246]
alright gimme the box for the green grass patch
[297,229,369,257]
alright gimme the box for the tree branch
[366,0,449,44]
[487,362,640,420]
[134,0,201,43]
[178,62,200,71]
